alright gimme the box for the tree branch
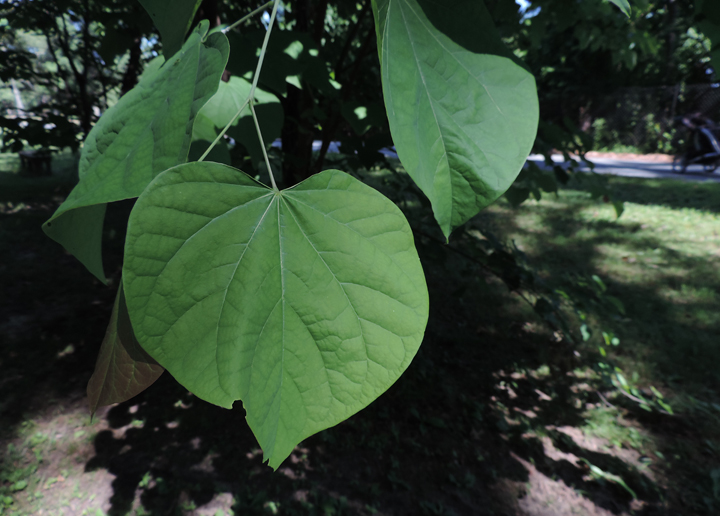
[58,11,92,133]
[315,27,375,171]
[57,15,84,82]
[334,1,370,74]
[44,32,76,104]
[312,0,331,43]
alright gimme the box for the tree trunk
[196,0,222,29]
[278,0,319,186]
[11,79,25,117]
[120,37,143,96]
[666,0,678,84]
[280,85,316,186]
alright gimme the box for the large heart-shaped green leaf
[87,283,164,415]
[373,0,539,238]
[123,163,429,468]
[43,21,228,282]
[138,0,203,58]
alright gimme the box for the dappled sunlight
[1,180,667,515]
[466,176,720,513]
[1,169,718,514]
[487,365,664,515]
[477,181,720,387]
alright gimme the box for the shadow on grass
[577,175,720,214]
[2,170,709,515]
[485,194,720,389]
[472,176,720,514]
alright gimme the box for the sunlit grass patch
[0,404,113,515]
[479,175,720,394]
[0,150,79,177]
[581,405,648,451]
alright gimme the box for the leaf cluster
[26,0,685,471]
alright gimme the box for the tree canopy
[1,0,716,165]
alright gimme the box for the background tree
[508,0,713,131]
[3,0,716,169]
[0,0,154,151]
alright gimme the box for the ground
[1,153,719,516]
[583,152,673,163]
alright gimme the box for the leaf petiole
[199,0,281,192]
[250,99,278,190]
[222,1,275,34]
[248,0,280,101]
[198,96,251,162]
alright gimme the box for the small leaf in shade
[43,21,229,283]
[607,0,631,17]
[188,139,232,165]
[87,283,164,415]
[225,31,338,96]
[341,101,387,136]
[505,186,530,207]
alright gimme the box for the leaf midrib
[215,193,277,400]
[280,195,370,398]
[393,0,516,224]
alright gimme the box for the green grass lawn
[476,176,720,393]
[1,169,719,516]
[0,150,79,176]
[471,175,720,515]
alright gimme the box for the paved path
[528,154,720,183]
[296,142,720,184]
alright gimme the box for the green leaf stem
[225,31,338,97]
[197,76,284,169]
[123,162,429,468]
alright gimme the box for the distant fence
[586,84,720,153]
